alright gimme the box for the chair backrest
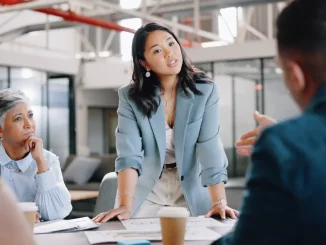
[89,155,117,182]
[93,172,118,217]
[62,154,117,183]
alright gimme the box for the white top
[141,121,186,208]
[158,207,190,218]
[0,143,72,221]
[164,121,176,165]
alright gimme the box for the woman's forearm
[117,168,138,208]
[207,182,227,204]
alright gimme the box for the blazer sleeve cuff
[201,167,228,187]
[115,157,143,176]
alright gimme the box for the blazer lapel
[174,87,194,172]
[149,93,166,167]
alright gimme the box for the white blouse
[141,121,186,210]
[164,121,176,165]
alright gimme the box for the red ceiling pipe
[0,0,136,34]
[37,8,136,34]
[36,9,194,47]
[0,0,194,47]
[0,0,31,4]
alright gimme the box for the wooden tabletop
[69,190,99,201]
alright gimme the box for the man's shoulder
[254,112,325,166]
[260,112,324,147]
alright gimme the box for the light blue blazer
[115,79,228,216]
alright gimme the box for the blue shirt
[213,85,326,245]
[0,143,72,221]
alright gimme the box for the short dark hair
[130,23,209,118]
[277,0,326,83]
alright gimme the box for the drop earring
[145,69,151,78]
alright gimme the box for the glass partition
[213,60,258,177]
[263,58,300,121]
[0,67,8,89]
[48,77,70,166]
[195,57,299,177]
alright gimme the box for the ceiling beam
[94,1,226,42]
[79,0,285,25]
[0,0,69,13]
[0,21,77,42]
[144,0,284,15]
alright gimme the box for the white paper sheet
[34,220,78,234]
[121,216,235,231]
[85,227,221,244]
[67,217,99,231]
[34,217,99,234]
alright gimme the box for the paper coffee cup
[158,207,190,245]
[18,202,38,232]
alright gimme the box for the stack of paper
[85,227,221,244]
[84,217,235,244]
[121,216,236,231]
[34,217,99,234]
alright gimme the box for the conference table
[34,218,234,245]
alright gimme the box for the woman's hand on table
[92,206,131,223]
[205,205,239,220]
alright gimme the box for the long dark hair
[277,0,326,83]
[130,23,210,118]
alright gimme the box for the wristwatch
[213,198,227,207]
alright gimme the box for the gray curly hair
[0,89,29,128]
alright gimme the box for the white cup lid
[158,207,190,218]
[18,202,38,212]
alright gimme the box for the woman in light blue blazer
[94,23,238,222]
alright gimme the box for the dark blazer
[115,79,228,217]
[213,84,326,245]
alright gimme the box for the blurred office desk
[34,219,233,245]
[69,190,99,201]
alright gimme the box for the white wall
[187,40,276,63]
[82,59,132,89]
[0,49,79,74]
[0,11,80,74]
